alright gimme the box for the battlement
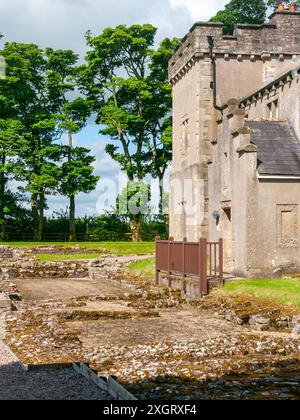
[169,11,300,83]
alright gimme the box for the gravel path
[0,339,110,400]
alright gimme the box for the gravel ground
[0,339,110,400]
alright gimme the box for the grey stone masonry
[169,11,300,83]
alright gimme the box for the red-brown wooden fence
[155,237,223,296]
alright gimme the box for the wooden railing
[155,237,223,296]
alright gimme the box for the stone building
[169,11,300,277]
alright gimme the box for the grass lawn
[127,257,155,277]
[222,279,300,309]
[36,253,101,261]
[0,241,155,256]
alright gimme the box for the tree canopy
[78,24,179,236]
[0,23,178,241]
[210,0,268,34]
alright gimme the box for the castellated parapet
[169,11,300,86]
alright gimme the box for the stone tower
[169,11,300,241]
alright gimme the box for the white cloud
[0,0,228,55]
[169,0,228,20]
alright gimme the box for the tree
[46,48,96,241]
[145,38,179,213]
[58,146,99,240]
[210,0,268,35]
[268,1,300,9]
[0,42,62,240]
[117,182,151,242]
[79,24,157,181]
[0,119,25,240]
[79,24,178,235]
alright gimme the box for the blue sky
[0,0,228,216]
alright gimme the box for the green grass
[222,279,300,308]
[36,253,101,261]
[0,241,155,256]
[127,257,155,277]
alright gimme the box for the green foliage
[267,1,300,9]
[0,27,171,242]
[79,25,179,214]
[59,146,99,198]
[210,0,268,35]
[0,43,99,241]
[36,253,100,261]
[117,182,151,217]
[116,182,151,241]
[0,42,63,239]
[141,215,169,241]
[222,279,300,308]
[127,257,155,277]
[87,213,131,241]
[0,241,156,255]
[46,48,98,240]
[3,210,167,242]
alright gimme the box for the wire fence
[3,232,134,242]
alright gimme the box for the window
[181,118,190,154]
[267,99,279,120]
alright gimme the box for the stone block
[0,293,11,312]
[249,315,271,331]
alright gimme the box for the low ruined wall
[0,246,88,279]
[1,260,89,279]
[0,246,14,259]
[31,246,103,255]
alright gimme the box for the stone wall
[169,11,300,242]
[31,246,103,255]
[169,12,300,88]
[2,260,88,279]
[0,246,89,279]
[0,245,16,259]
[207,95,300,277]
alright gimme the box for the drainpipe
[207,36,222,112]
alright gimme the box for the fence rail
[155,237,223,296]
[2,232,134,242]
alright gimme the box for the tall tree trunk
[159,177,164,215]
[35,192,45,242]
[69,195,76,242]
[31,193,40,241]
[68,131,76,242]
[0,154,6,241]
[130,216,142,242]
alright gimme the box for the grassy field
[222,279,300,308]
[0,241,155,256]
[36,253,101,261]
[127,257,155,277]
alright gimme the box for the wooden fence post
[219,238,224,287]
[155,236,161,285]
[199,239,203,295]
[168,237,174,288]
[182,238,187,295]
[202,238,208,295]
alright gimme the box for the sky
[0,0,228,217]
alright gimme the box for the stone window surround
[277,204,299,248]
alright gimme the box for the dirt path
[0,339,109,400]
[13,276,133,301]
